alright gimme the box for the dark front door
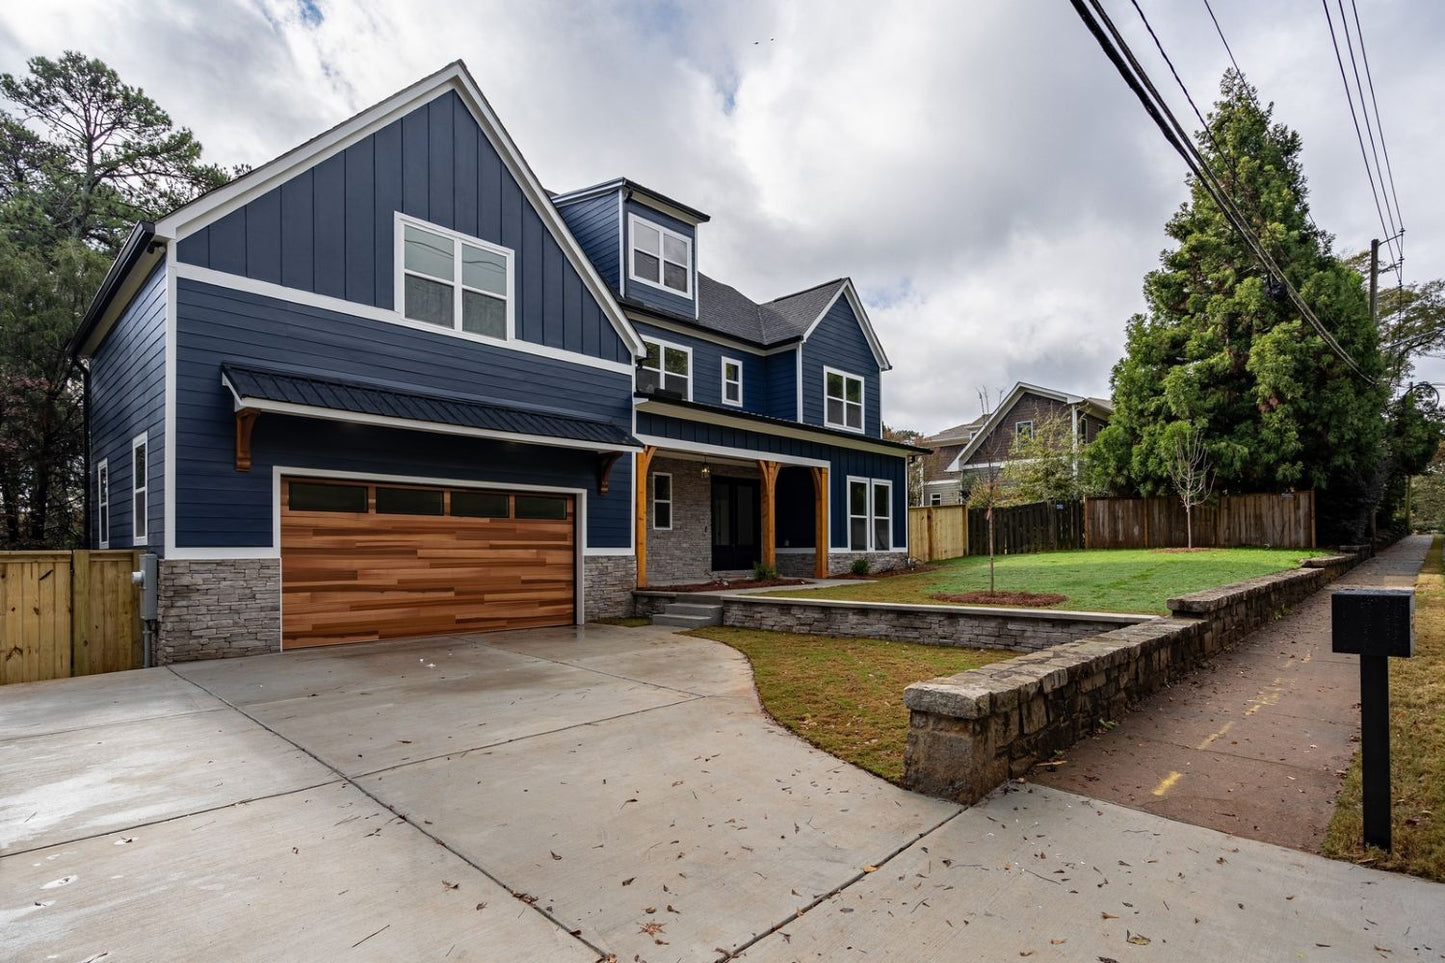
[711,476,761,571]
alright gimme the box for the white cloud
[3,0,1441,426]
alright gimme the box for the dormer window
[629,214,691,296]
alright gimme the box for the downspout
[1070,404,1080,477]
[80,359,92,548]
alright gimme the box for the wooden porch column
[634,446,657,588]
[810,466,829,578]
[757,460,781,572]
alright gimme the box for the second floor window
[629,215,691,296]
[638,339,690,397]
[721,357,743,406]
[825,368,864,432]
[399,216,512,340]
[1015,420,1033,440]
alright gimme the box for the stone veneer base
[156,558,282,664]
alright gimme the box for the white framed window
[638,337,691,399]
[930,492,942,507]
[131,433,148,546]
[395,212,514,341]
[653,472,673,530]
[721,357,743,407]
[1015,420,1033,440]
[872,479,893,551]
[96,459,109,550]
[824,367,865,432]
[847,475,893,551]
[628,214,692,296]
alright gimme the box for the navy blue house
[72,62,923,659]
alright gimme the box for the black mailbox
[1332,588,1414,657]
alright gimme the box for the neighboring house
[70,61,924,661]
[920,383,1112,505]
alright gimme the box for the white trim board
[152,61,644,358]
[637,399,916,460]
[176,261,634,375]
[633,433,829,469]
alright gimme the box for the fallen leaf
[621,877,635,887]
[1126,932,1152,946]
[474,902,486,911]
[550,852,562,861]
[1051,939,1067,945]
[639,922,665,937]
[442,881,459,890]
[1101,912,1119,920]
[1020,952,1035,958]
[863,866,878,873]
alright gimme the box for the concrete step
[652,612,719,628]
[664,602,724,618]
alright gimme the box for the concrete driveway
[4,623,1444,961]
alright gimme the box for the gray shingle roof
[222,364,639,449]
[692,274,845,346]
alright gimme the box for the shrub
[850,557,871,576]
[751,561,778,581]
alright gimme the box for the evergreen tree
[1092,72,1389,541]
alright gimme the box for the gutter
[66,221,156,361]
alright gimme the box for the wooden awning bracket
[235,408,260,472]
[597,451,623,494]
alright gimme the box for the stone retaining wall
[156,558,281,664]
[902,552,1362,804]
[714,596,1146,651]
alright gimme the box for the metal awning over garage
[220,363,641,457]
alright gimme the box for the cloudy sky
[2,0,1439,434]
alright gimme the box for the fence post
[71,550,90,678]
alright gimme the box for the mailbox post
[1331,588,1414,852]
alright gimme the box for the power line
[1070,0,1373,382]
[1201,0,1243,82]
[1348,0,1404,245]
[1322,0,1402,272]
[1337,0,1399,244]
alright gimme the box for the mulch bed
[930,591,1069,607]
[645,578,809,593]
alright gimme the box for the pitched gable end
[156,61,643,359]
[800,280,890,371]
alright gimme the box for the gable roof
[941,382,1113,473]
[552,177,711,226]
[115,61,641,359]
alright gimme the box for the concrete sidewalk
[1033,535,1431,851]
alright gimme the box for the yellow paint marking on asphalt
[1152,771,1184,797]
[1243,677,1285,716]
[1196,721,1234,750]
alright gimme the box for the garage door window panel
[290,481,368,512]
[451,490,510,518]
[515,494,568,520]
[375,486,444,515]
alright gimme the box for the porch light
[700,461,712,479]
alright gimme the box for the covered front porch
[634,444,829,587]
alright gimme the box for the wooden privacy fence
[1,550,143,685]
[1083,492,1316,549]
[968,500,1085,557]
[908,505,969,562]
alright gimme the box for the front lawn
[1323,536,1445,881]
[765,547,1316,614]
[688,627,1012,782]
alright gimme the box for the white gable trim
[800,279,891,371]
[153,60,644,358]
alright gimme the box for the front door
[711,476,761,571]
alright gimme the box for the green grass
[764,547,1316,614]
[1323,535,1445,882]
[688,627,1013,782]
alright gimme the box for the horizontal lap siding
[765,349,799,420]
[800,296,881,437]
[622,200,696,316]
[174,278,633,550]
[90,264,166,551]
[176,90,629,366]
[557,192,621,294]
[632,321,766,414]
[636,412,906,550]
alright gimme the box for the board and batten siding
[632,321,766,413]
[621,199,696,316]
[636,411,907,550]
[89,262,166,551]
[175,89,630,365]
[800,295,882,438]
[556,190,621,292]
[172,278,633,550]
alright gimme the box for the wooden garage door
[281,478,575,647]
